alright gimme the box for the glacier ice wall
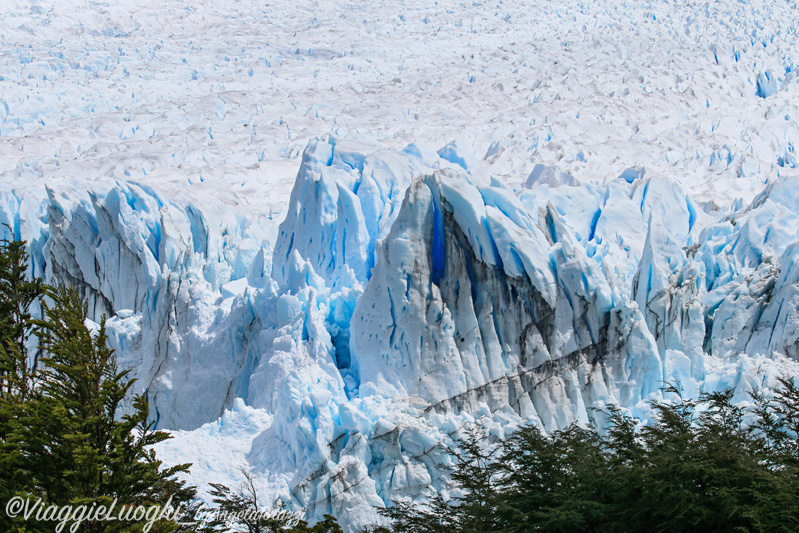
[2,138,799,530]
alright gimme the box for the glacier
[3,0,799,530]
[2,137,799,530]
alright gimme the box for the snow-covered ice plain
[2,0,799,529]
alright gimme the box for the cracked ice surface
[2,0,799,206]
[2,0,799,530]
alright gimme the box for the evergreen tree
[378,381,799,533]
[0,234,46,532]
[749,379,799,531]
[289,513,344,533]
[0,232,44,401]
[613,387,763,531]
[379,426,502,533]
[498,422,611,533]
[13,286,197,532]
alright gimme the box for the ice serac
[631,178,701,354]
[351,166,661,430]
[4,179,274,430]
[272,137,436,289]
[697,176,799,361]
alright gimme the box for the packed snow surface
[2,0,799,530]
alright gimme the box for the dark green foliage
[0,236,198,532]
[14,286,197,532]
[378,381,799,533]
[0,232,44,402]
[498,423,611,532]
[608,387,783,532]
[0,235,47,532]
[290,514,344,533]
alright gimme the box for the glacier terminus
[1,0,799,530]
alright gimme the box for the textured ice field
[2,0,799,529]
[2,0,797,210]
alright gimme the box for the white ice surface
[2,0,798,209]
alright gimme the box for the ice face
[2,137,799,531]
